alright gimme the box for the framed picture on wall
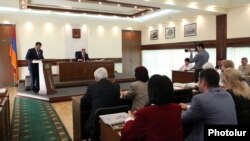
[150,30,158,40]
[184,23,197,37]
[165,27,175,39]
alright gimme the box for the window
[142,48,216,79]
[227,47,250,69]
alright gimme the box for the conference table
[72,86,194,141]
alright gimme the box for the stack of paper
[100,112,129,126]
[173,83,196,88]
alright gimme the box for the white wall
[0,11,139,79]
[141,15,216,45]
[227,5,250,38]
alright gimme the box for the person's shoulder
[131,81,141,86]
[28,48,34,51]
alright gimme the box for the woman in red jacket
[121,74,183,141]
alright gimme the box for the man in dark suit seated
[75,48,90,62]
[25,42,44,93]
[80,67,120,140]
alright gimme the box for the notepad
[100,112,129,126]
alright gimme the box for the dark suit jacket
[25,48,44,69]
[121,103,183,141]
[81,79,120,129]
[75,51,89,61]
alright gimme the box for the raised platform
[24,73,135,90]
[17,73,134,102]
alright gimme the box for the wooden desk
[100,120,121,141]
[58,61,115,82]
[172,70,195,83]
[72,87,193,141]
[72,96,83,141]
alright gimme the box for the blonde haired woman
[221,68,250,125]
[221,60,234,71]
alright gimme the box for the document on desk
[173,82,196,88]
[100,112,129,126]
[0,88,6,93]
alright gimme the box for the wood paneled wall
[216,15,227,59]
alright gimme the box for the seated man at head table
[179,69,237,141]
[179,58,193,71]
[80,67,120,140]
[75,48,90,62]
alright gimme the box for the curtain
[227,47,250,69]
[142,48,216,79]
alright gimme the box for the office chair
[92,105,129,141]
[75,51,82,60]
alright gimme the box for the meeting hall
[1,0,250,141]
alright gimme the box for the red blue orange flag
[9,26,18,82]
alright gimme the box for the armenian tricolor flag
[9,26,18,82]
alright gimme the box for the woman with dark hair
[121,66,149,111]
[121,75,183,141]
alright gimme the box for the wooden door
[122,30,141,74]
[0,24,15,87]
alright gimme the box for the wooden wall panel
[141,40,216,50]
[216,15,227,59]
[122,30,141,74]
[0,24,15,86]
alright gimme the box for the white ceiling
[1,0,250,22]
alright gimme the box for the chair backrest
[75,51,81,60]
[92,105,129,141]
[0,97,9,141]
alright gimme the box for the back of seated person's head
[148,74,173,105]
[221,60,234,70]
[135,66,149,82]
[94,67,108,82]
[202,62,214,70]
[199,69,219,88]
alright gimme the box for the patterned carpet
[10,97,72,141]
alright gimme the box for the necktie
[36,50,40,58]
[82,53,85,62]
[243,66,246,75]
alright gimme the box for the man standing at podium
[25,42,44,93]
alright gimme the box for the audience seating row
[0,89,10,141]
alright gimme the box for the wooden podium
[172,70,195,83]
[33,59,56,95]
